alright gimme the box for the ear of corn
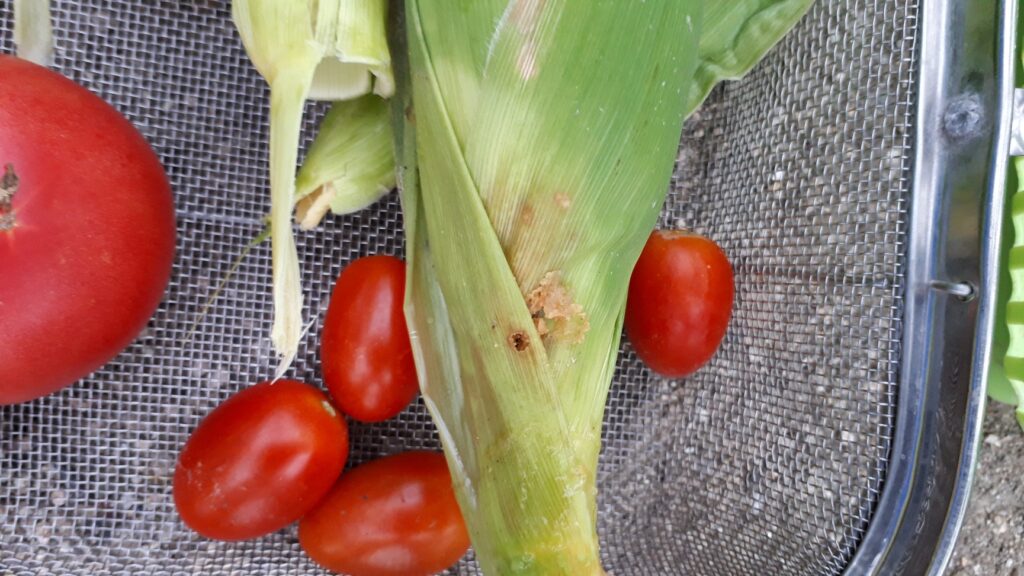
[14,0,53,65]
[389,1,812,573]
[232,0,392,375]
[294,95,395,230]
[396,1,700,573]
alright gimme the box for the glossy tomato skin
[299,451,469,576]
[625,231,734,378]
[0,56,175,404]
[321,255,418,422]
[173,380,349,541]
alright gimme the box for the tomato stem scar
[0,164,17,231]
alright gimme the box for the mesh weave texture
[0,1,918,574]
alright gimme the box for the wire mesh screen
[0,1,917,575]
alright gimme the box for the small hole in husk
[508,332,529,351]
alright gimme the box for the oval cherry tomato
[321,255,418,422]
[173,380,349,541]
[0,55,175,405]
[299,451,469,576]
[625,231,734,378]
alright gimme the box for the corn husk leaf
[392,0,814,573]
[232,0,392,375]
[294,95,395,230]
[14,0,53,65]
[1001,155,1024,430]
[990,7,1024,409]
[396,1,699,573]
[990,162,1017,406]
[686,0,816,116]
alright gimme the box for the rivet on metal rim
[943,93,985,141]
[930,280,977,302]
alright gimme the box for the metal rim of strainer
[847,0,1016,574]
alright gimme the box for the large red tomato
[0,56,175,404]
[625,231,734,378]
[321,255,419,422]
[299,451,470,576]
[173,380,349,541]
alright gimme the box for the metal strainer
[0,0,1014,575]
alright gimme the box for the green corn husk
[14,0,53,65]
[991,166,1017,407]
[1002,155,1024,430]
[991,7,1024,425]
[294,95,395,230]
[687,0,816,116]
[232,0,393,374]
[395,2,699,573]
[390,1,814,573]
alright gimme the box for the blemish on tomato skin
[0,164,18,232]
